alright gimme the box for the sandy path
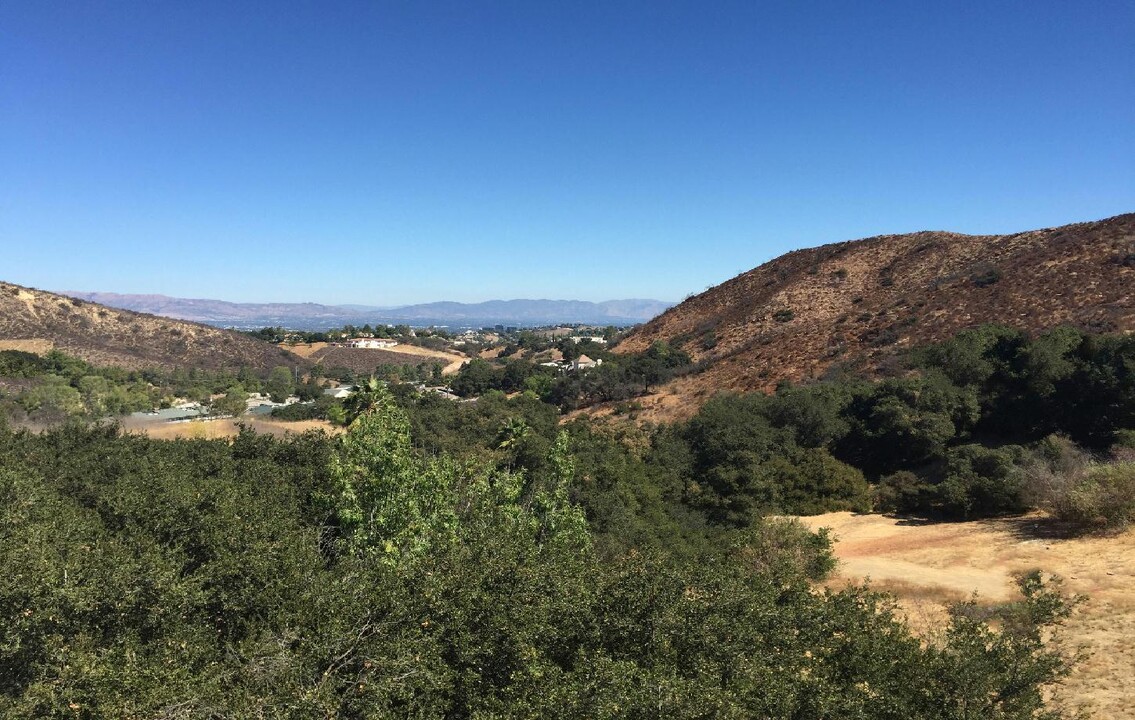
[798,512,1135,718]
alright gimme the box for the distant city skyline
[3,1,1132,305]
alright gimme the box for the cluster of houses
[540,354,603,372]
[322,382,463,402]
[340,338,399,349]
[451,329,500,347]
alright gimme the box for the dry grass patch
[281,341,328,358]
[799,511,1135,719]
[0,339,54,354]
[121,416,340,440]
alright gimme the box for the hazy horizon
[58,288,677,308]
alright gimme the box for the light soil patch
[290,342,468,375]
[566,385,707,425]
[380,344,469,375]
[121,416,340,440]
[0,339,55,354]
[283,342,328,358]
[798,512,1135,719]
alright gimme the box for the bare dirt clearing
[0,339,55,354]
[281,342,328,359]
[120,416,340,440]
[798,512,1135,718]
[289,342,468,376]
[382,343,468,374]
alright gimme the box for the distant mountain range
[59,293,674,330]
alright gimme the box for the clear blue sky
[2,1,1132,305]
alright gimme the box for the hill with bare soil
[617,213,1135,418]
[0,281,309,373]
[306,344,467,376]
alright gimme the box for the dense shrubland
[1,323,1132,713]
[5,324,1133,530]
[448,340,692,408]
[0,350,316,423]
[382,325,1135,533]
[0,387,1083,717]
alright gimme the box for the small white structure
[571,354,602,371]
[323,385,355,399]
[346,338,398,349]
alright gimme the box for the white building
[345,338,399,349]
[571,354,602,371]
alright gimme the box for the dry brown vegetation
[303,343,467,376]
[799,511,1135,719]
[119,415,341,440]
[618,213,1135,421]
[0,282,310,373]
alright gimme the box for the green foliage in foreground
[0,389,1082,717]
[0,349,299,423]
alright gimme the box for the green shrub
[759,447,873,515]
[1024,437,1135,531]
[935,444,1027,519]
[875,470,930,514]
[1113,428,1135,449]
[1033,461,1135,531]
[972,266,1003,287]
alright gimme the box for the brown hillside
[307,346,456,376]
[618,213,1135,417]
[0,281,309,373]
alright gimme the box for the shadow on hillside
[885,512,1087,540]
[985,514,1088,541]
[889,515,942,527]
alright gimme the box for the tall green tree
[265,365,296,402]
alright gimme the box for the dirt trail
[798,512,1135,718]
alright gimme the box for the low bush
[1024,436,1135,531]
[1039,462,1135,531]
[1113,428,1135,449]
[936,443,1027,519]
[875,470,930,514]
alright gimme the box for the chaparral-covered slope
[0,281,309,373]
[617,213,1135,416]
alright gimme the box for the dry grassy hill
[617,213,1135,418]
[0,281,309,373]
[306,345,463,376]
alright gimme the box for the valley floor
[798,512,1135,719]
